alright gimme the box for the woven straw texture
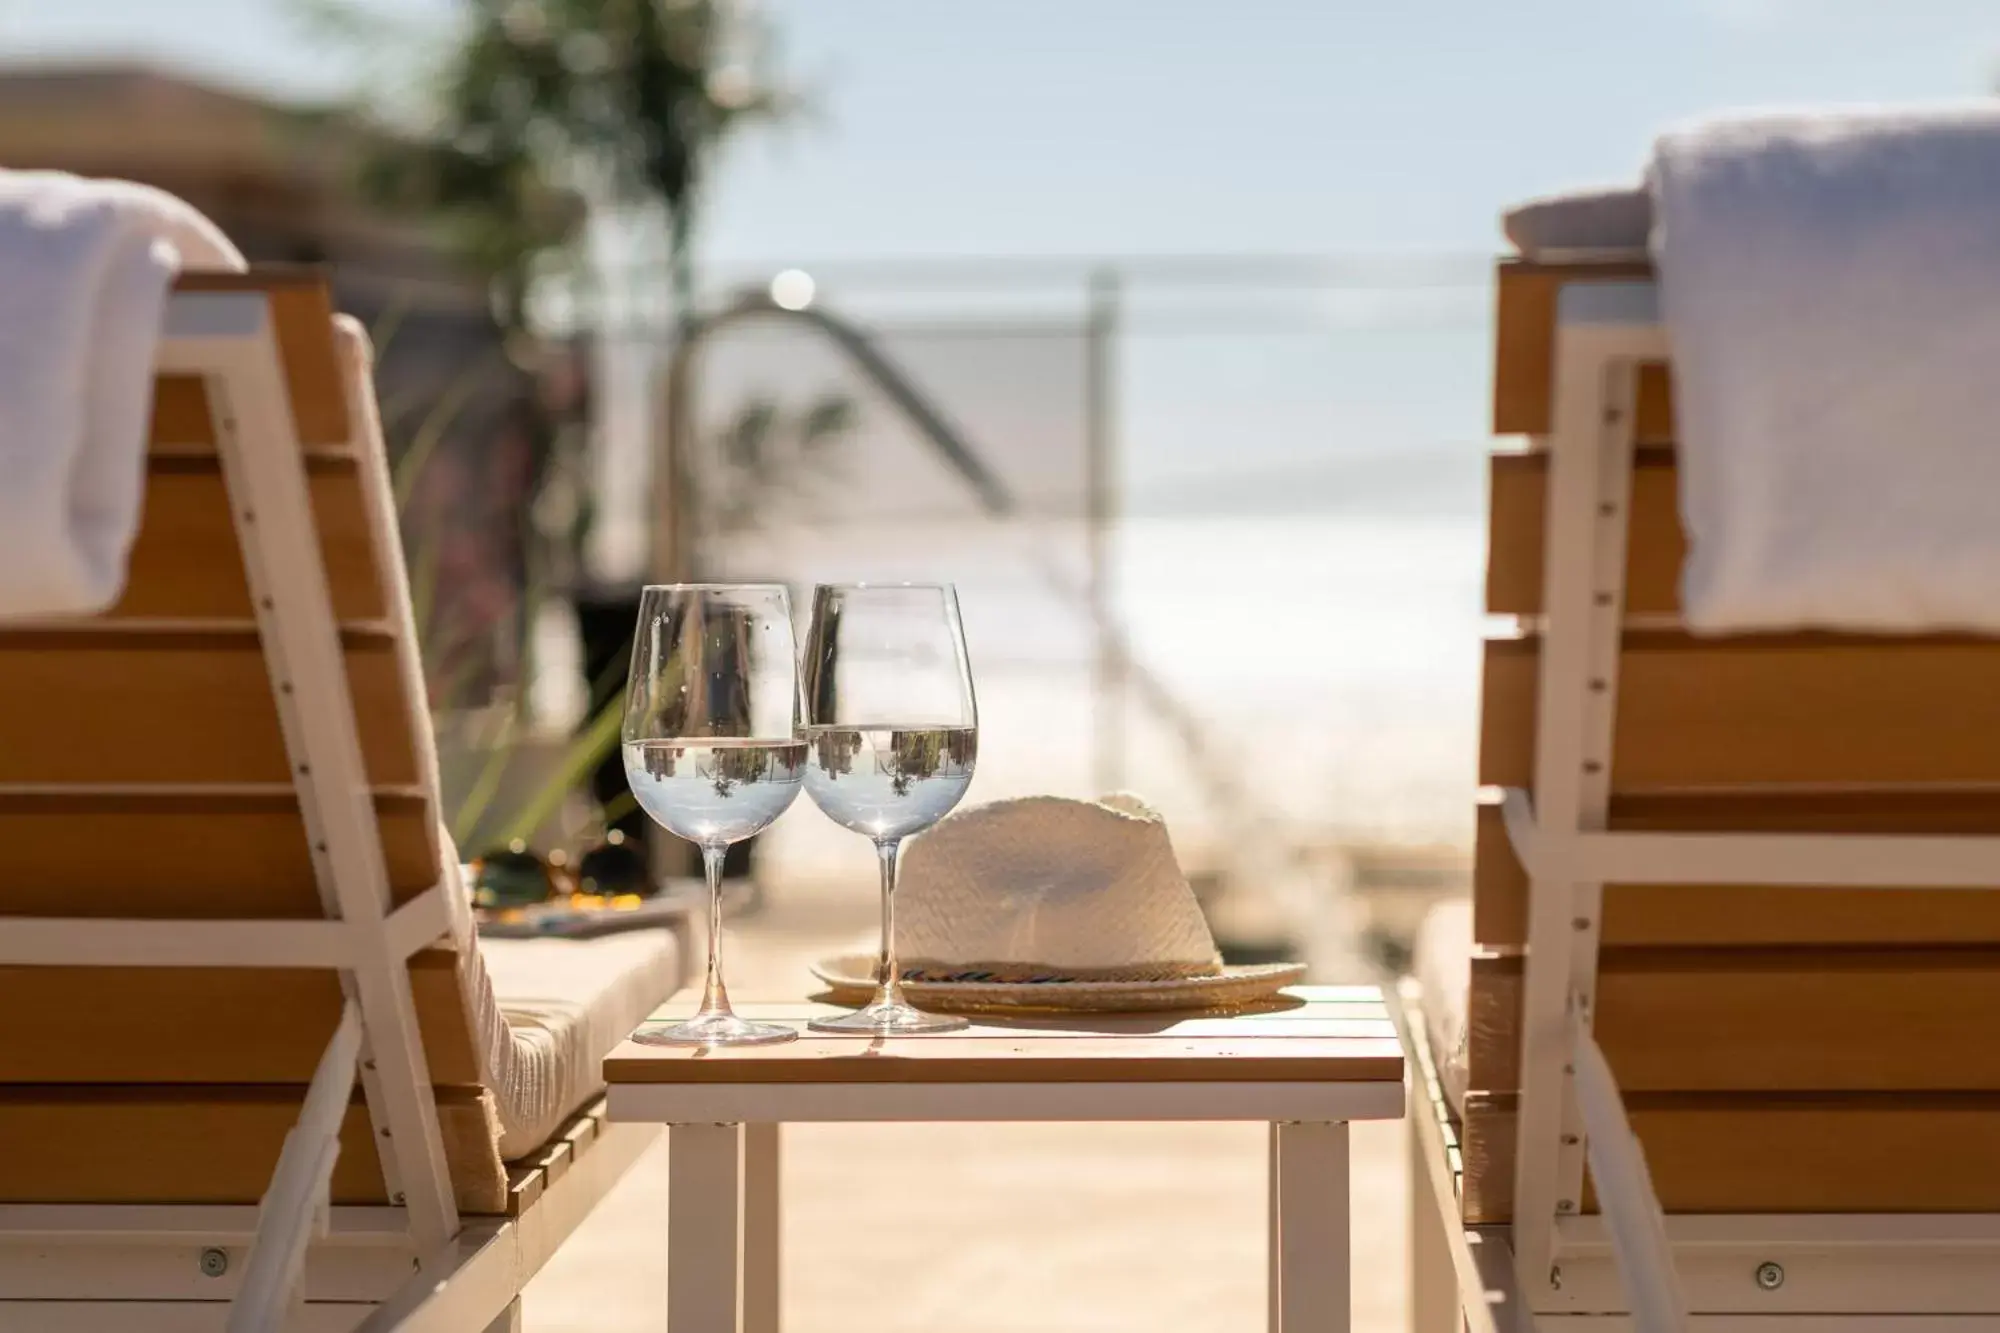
[893,794,1224,983]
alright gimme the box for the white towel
[0,172,245,619]
[1649,104,2000,634]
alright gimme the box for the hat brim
[809,953,1309,1014]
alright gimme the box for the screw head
[1755,1261,1784,1291]
[199,1247,229,1278]
[1556,1198,1576,1213]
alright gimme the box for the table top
[604,985,1402,1087]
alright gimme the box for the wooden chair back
[1461,259,2000,1223]
[0,272,509,1214]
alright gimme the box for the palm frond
[304,0,802,851]
[449,705,524,848]
[365,288,417,365]
[392,355,495,506]
[494,690,627,848]
[599,790,638,828]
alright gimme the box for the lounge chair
[1404,193,2000,1331]
[0,269,690,1331]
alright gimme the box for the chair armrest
[1572,1010,1688,1333]
[227,999,363,1333]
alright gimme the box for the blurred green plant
[299,0,828,857]
[296,0,795,333]
[370,313,629,854]
[706,391,857,535]
[295,0,802,858]
[385,353,857,851]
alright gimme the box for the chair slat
[0,1087,506,1214]
[116,458,385,622]
[1482,632,2000,790]
[1467,950,2000,1093]
[1460,1094,2000,1223]
[0,629,421,787]
[1488,448,1683,615]
[149,376,216,451]
[158,270,351,448]
[1492,260,1673,440]
[0,950,479,1085]
[0,791,437,917]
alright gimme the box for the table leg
[670,1123,742,1332]
[1275,1120,1350,1332]
[743,1122,782,1333]
[1268,1122,1282,1333]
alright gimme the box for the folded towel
[0,172,244,619]
[1649,105,2000,633]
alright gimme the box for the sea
[612,508,1490,883]
[550,291,1496,884]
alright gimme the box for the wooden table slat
[605,1036,1405,1084]
[605,989,1406,1086]
[640,1011,1393,1040]
[660,990,1389,1026]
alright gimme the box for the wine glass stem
[874,836,906,1010]
[695,841,735,1021]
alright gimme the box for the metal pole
[1086,268,1124,796]
[655,316,701,591]
[647,313,703,883]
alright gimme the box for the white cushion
[461,924,683,1160]
[1503,184,1652,259]
[1412,898,1472,1117]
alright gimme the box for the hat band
[900,957,1223,985]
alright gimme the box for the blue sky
[7,0,2000,265]
[11,1,2000,515]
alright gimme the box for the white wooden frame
[1409,275,2000,1330]
[0,288,659,1331]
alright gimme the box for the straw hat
[810,794,1305,1012]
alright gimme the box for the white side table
[604,985,1405,1332]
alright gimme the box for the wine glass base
[807,998,970,1035]
[632,1012,798,1047]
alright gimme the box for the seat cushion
[1413,898,1473,1116]
[461,919,684,1161]
[1503,184,1652,259]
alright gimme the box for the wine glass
[800,583,978,1035]
[622,584,804,1046]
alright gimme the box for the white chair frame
[0,287,662,1332]
[1411,275,2000,1331]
